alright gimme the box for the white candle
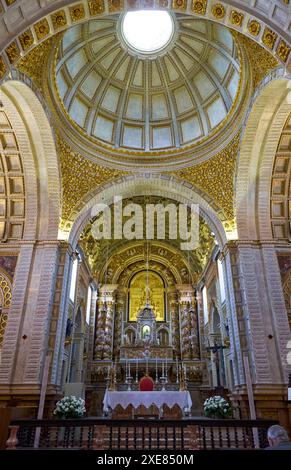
[128,361,131,376]
[162,362,165,377]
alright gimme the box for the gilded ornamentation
[0,311,8,347]
[173,0,187,11]
[230,10,244,27]
[108,0,124,12]
[70,4,86,22]
[0,56,7,79]
[0,273,12,308]
[233,31,279,90]
[5,41,20,64]
[57,137,125,225]
[19,29,34,51]
[247,19,261,37]
[51,10,67,31]
[5,0,16,5]
[34,19,50,40]
[88,0,105,15]
[276,40,290,63]
[175,133,241,220]
[262,28,278,50]
[191,0,207,15]
[16,37,54,91]
[211,3,225,19]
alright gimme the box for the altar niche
[129,270,165,322]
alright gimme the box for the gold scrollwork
[88,0,105,15]
[211,3,225,19]
[247,19,261,37]
[262,28,278,50]
[191,0,207,15]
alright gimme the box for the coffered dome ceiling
[52,13,247,169]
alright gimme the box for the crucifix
[206,340,227,389]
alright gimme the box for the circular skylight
[122,10,173,53]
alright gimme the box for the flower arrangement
[203,395,232,419]
[53,395,86,419]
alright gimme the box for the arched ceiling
[79,195,215,283]
[55,15,240,153]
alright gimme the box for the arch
[0,80,61,240]
[235,78,291,240]
[0,0,290,83]
[67,174,228,249]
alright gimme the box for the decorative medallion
[88,0,105,15]
[5,41,20,64]
[34,19,50,40]
[173,0,187,11]
[211,3,225,19]
[230,10,244,27]
[51,10,67,31]
[19,29,34,51]
[70,4,86,22]
[191,0,207,15]
[247,19,261,37]
[158,0,169,7]
[276,40,290,63]
[262,28,278,50]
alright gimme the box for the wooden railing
[5,417,278,450]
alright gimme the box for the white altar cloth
[103,391,192,412]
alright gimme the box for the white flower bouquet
[203,395,232,419]
[53,395,86,419]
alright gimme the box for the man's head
[267,425,290,447]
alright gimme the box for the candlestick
[162,361,165,377]
[128,361,131,377]
[135,359,138,383]
[155,357,158,383]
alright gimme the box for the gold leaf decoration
[19,29,34,51]
[247,20,261,37]
[173,0,187,11]
[230,10,244,27]
[57,137,127,224]
[69,4,86,22]
[34,19,50,40]
[88,0,105,15]
[174,133,241,220]
[5,41,20,64]
[276,40,290,63]
[51,10,67,31]
[233,31,279,90]
[16,37,54,91]
[262,27,278,50]
[211,3,225,19]
[191,0,207,15]
[0,56,7,80]
[108,0,124,12]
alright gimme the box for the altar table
[103,390,192,413]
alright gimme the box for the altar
[103,390,192,418]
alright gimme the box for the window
[69,258,78,301]
[217,258,226,303]
[122,10,173,53]
[202,286,208,325]
[86,286,93,324]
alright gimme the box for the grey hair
[267,425,289,441]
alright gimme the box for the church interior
[1,0,291,452]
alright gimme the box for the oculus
[121,10,174,53]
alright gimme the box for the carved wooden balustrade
[5,417,278,450]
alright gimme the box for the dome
[54,13,243,167]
